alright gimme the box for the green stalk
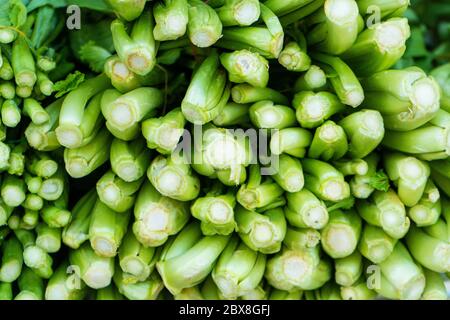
[0,55,14,81]
[41,192,71,228]
[381,109,450,161]
[107,0,147,21]
[383,152,430,207]
[215,0,260,27]
[27,152,58,178]
[156,222,231,295]
[148,153,200,201]
[12,37,36,87]
[96,285,124,300]
[45,262,87,300]
[24,98,50,125]
[7,142,26,176]
[15,268,44,300]
[339,109,385,159]
[272,154,304,193]
[69,243,115,289]
[341,18,410,76]
[118,230,159,283]
[24,99,63,151]
[132,181,190,247]
[0,199,13,226]
[340,277,377,300]
[356,190,410,239]
[286,188,329,230]
[0,140,10,171]
[153,0,189,41]
[361,67,441,131]
[0,236,23,282]
[358,224,397,264]
[64,127,113,178]
[89,200,131,258]
[357,0,410,20]
[320,209,362,258]
[142,108,186,155]
[220,50,269,88]
[307,120,348,161]
[265,246,332,291]
[110,138,151,182]
[22,238,53,279]
[213,102,250,127]
[181,50,230,124]
[302,158,351,202]
[349,153,381,199]
[1,99,21,127]
[111,10,157,75]
[191,184,237,236]
[16,85,32,98]
[408,180,442,227]
[237,164,284,210]
[97,170,144,213]
[101,87,163,140]
[294,65,328,92]
[269,288,303,300]
[306,0,360,55]
[278,35,311,72]
[405,225,450,273]
[62,190,98,249]
[0,282,12,300]
[212,236,266,299]
[114,269,164,300]
[217,4,284,59]
[333,159,368,176]
[335,251,363,287]
[430,64,450,113]
[36,224,61,254]
[36,71,53,96]
[38,168,66,201]
[1,174,26,207]
[284,226,321,249]
[187,0,223,48]
[235,206,286,254]
[312,53,364,108]
[293,91,346,129]
[270,127,312,158]
[375,242,425,300]
[231,84,289,105]
[21,209,40,230]
[57,79,110,141]
[0,81,15,99]
[249,100,296,129]
[421,269,448,300]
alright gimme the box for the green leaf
[79,41,112,73]
[326,196,356,212]
[27,0,66,12]
[368,170,390,192]
[66,0,112,12]
[0,0,27,27]
[53,71,85,98]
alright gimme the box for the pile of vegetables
[0,0,449,300]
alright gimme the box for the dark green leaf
[369,170,390,192]
[79,41,111,73]
[53,70,85,98]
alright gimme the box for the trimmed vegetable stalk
[36,224,61,253]
[334,251,363,287]
[214,0,260,27]
[153,0,189,41]
[101,87,163,140]
[12,37,37,88]
[111,10,157,75]
[97,170,144,213]
[360,67,441,131]
[118,230,159,283]
[265,245,332,291]
[302,158,350,202]
[212,236,266,299]
[421,269,448,300]
[294,65,327,92]
[383,152,430,207]
[356,190,410,239]
[1,100,21,127]
[340,277,377,300]
[0,236,23,283]
[231,84,289,105]
[249,100,296,129]
[217,4,284,59]
[142,107,186,155]
[341,18,410,76]
[213,102,250,127]
[408,180,441,227]
[56,74,109,148]
[191,183,237,236]
[40,191,71,228]
[89,199,131,258]
[62,190,98,249]
[374,242,425,300]
[107,0,147,21]
[358,224,397,264]
[133,181,190,247]
[312,53,364,108]
[148,153,200,201]
[308,120,348,161]
[430,63,450,113]
[278,31,311,72]
[69,243,115,290]
[15,268,44,300]
[110,138,152,183]
[357,0,411,21]
[333,159,368,177]
[156,222,231,295]
[0,282,12,300]
[235,206,286,254]
[181,51,230,124]
[293,91,346,128]
[64,127,113,179]
[26,152,58,178]
[284,226,321,249]
[38,168,66,201]
[114,270,164,300]
[19,231,53,279]
[220,50,269,88]
[349,153,381,199]
[1,174,26,207]
[187,0,223,48]
[286,189,329,230]
[45,262,87,300]
[321,209,361,259]
[270,127,312,158]
[237,165,284,210]
[272,154,304,193]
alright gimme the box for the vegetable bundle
[0,0,449,300]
